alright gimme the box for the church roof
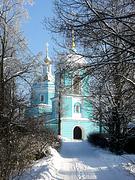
[66,53,86,64]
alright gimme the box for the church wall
[31,82,55,106]
[61,120,99,140]
[25,106,39,118]
[82,99,93,119]
[62,96,72,117]
[31,91,47,105]
[64,73,72,86]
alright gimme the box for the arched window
[74,103,81,113]
[73,76,81,94]
[40,95,44,102]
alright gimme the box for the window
[73,76,81,94]
[40,95,44,102]
[74,103,81,113]
[47,65,50,73]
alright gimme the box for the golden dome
[44,57,52,64]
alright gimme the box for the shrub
[34,132,62,160]
[34,150,48,160]
[0,118,57,179]
[124,136,135,154]
[87,133,109,149]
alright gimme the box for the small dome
[66,53,86,65]
[56,52,86,72]
[44,56,52,64]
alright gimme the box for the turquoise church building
[26,46,99,140]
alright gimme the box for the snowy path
[20,141,135,180]
[58,141,134,180]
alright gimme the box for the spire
[72,29,76,50]
[45,43,51,64]
[43,43,54,81]
[46,42,49,58]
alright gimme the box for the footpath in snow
[21,140,135,180]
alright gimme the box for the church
[26,45,99,140]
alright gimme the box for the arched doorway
[73,126,82,139]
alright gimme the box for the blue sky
[22,0,55,58]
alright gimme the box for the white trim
[62,94,83,98]
[34,89,55,93]
[46,119,57,123]
[33,81,55,85]
[38,104,52,108]
[51,94,84,101]
[47,117,90,122]
[73,113,81,119]
[61,117,89,121]
[72,96,82,101]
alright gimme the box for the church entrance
[73,126,82,139]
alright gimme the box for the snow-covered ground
[20,140,135,180]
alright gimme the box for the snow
[20,140,135,180]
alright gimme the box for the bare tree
[87,63,135,153]
[48,0,135,78]
[0,1,55,179]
